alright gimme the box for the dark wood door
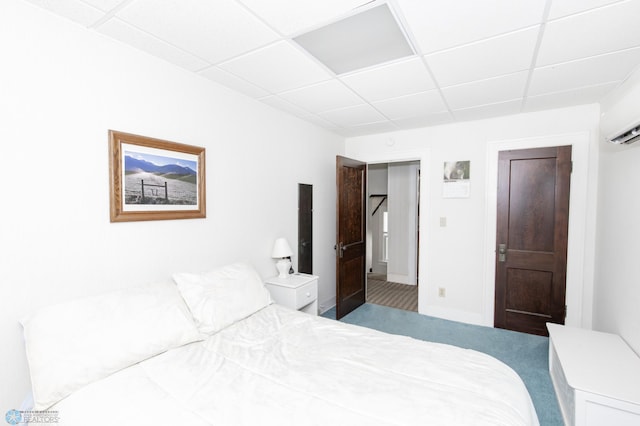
[298,183,313,274]
[494,146,572,336]
[336,156,367,319]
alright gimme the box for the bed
[20,262,539,426]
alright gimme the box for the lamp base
[276,259,291,278]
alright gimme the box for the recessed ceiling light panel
[293,4,414,75]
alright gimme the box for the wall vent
[607,121,640,145]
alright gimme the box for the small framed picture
[443,160,470,198]
[108,130,206,222]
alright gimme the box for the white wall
[0,0,343,408]
[387,162,419,285]
[346,104,600,327]
[595,69,640,355]
[367,164,388,274]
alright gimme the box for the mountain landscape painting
[123,150,198,205]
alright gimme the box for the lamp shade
[271,238,293,258]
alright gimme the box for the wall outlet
[438,287,446,297]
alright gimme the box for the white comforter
[52,305,539,425]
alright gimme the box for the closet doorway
[366,161,420,312]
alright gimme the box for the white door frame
[482,131,594,328]
[352,148,431,314]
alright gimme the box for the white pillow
[173,262,272,334]
[21,281,202,410]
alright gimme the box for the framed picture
[443,160,471,198]
[109,130,206,222]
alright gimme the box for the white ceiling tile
[392,113,454,129]
[538,1,640,66]
[426,26,540,87]
[82,0,128,12]
[398,0,546,53]
[442,71,528,110]
[319,104,387,127]
[219,41,332,93]
[199,67,270,98]
[25,0,104,26]
[547,0,624,20]
[299,114,342,130]
[279,80,362,113]
[529,47,640,96]
[259,95,313,118]
[97,18,210,71]
[340,58,435,102]
[338,121,399,137]
[452,100,523,122]
[116,0,280,63]
[373,90,447,120]
[524,82,619,112]
[24,0,640,136]
[239,0,371,36]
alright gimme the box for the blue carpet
[322,303,562,426]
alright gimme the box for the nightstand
[264,273,318,315]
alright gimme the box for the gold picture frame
[109,130,206,222]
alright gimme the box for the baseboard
[421,305,484,326]
[387,273,416,285]
[319,297,336,314]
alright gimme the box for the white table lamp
[272,238,293,278]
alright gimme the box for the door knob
[498,244,506,262]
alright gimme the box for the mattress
[51,304,539,425]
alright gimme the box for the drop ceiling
[25,0,640,137]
